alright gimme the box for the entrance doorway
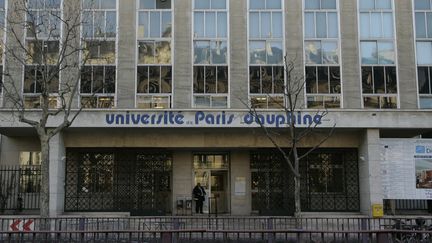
[193,153,229,214]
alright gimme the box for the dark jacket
[192,185,206,201]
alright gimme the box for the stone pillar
[358,129,383,216]
[230,151,251,215]
[117,0,136,108]
[229,0,248,108]
[48,133,66,217]
[173,0,192,108]
[340,0,362,109]
[395,0,417,109]
[172,151,193,215]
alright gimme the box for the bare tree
[0,0,102,217]
[246,56,335,218]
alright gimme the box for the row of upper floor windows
[0,0,432,110]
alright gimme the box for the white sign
[381,139,432,200]
[9,219,34,232]
[234,177,246,196]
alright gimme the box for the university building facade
[0,0,431,217]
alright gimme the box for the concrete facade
[0,0,430,217]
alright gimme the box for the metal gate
[65,149,172,214]
[251,149,359,215]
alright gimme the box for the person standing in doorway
[193,183,206,214]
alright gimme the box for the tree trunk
[39,136,50,219]
[294,175,301,218]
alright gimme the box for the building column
[48,133,66,217]
[358,129,383,216]
[230,151,251,215]
[172,151,193,215]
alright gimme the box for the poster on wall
[381,139,432,200]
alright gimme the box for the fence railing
[0,166,41,212]
[1,217,432,242]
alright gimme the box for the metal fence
[1,217,432,242]
[0,166,40,212]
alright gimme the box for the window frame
[135,0,173,109]
[22,0,63,110]
[303,0,342,109]
[79,0,118,109]
[357,0,399,109]
[0,0,7,108]
[192,0,230,109]
[247,0,285,109]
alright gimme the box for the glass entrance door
[193,154,230,214]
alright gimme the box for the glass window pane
[250,66,261,93]
[105,67,116,93]
[205,66,216,93]
[217,67,228,93]
[327,13,338,38]
[150,12,160,38]
[427,13,432,38]
[272,12,283,38]
[273,66,284,93]
[305,13,315,38]
[249,12,260,38]
[155,41,171,64]
[106,11,117,38]
[385,66,397,93]
[138,12,148,38]
[28,0,43,9]
[139,42,154,64]
[267,41,283,64]
[161,12,172,37]
[377,42,394,64]
[101,0,116,8]
[359,0,375,10]
[376,0,391,9]
[374,66,385,93]
[416,42,432,65]
[261,12,271,38]
[305,0,319,9]
[212,0,226,9]
[195,0,210,9]
[415,0,431,10]
[94,11,105,37]
[416,13,427,38]
[149,66,160,93]
[211,41,227,64]
[306,66,317,94]
[363,96,380,108]
[194,66,205,93]
[321,0,336,9]
[217,12,227,37]
[370,13,382,38]
[161,66,172,93]
[362,66,373,93]
[194,41,210,64]
[360,13,370,38]
[212,97,227,108]
[317,67,329,93]
[156,0,171,9]
[418,67,430,94]
[194,96,211,107]
[316,12,327,38]
[250,41,266,64]
[361,41,378,64]
[420,97,432,108]
[205,12,216,37]
[250,0,265,9]
[194,12,205,37]
[267,0,281,9]
[261,66,272,93]
[305,41,322,64]
[141,0,156,9]
[329,67,341,93]
[137,66,149,93]
[322,41,338,64]
[382,13,393,38]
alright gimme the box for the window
[359,0,397,109]
[137,0,172,109]
[19,152,41,193]
[414,0,432,108]
[80,0,117,108]
[23,0,61,109]
[304,0,341,108]
[248,0,284,109]
[193,0,229,108]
